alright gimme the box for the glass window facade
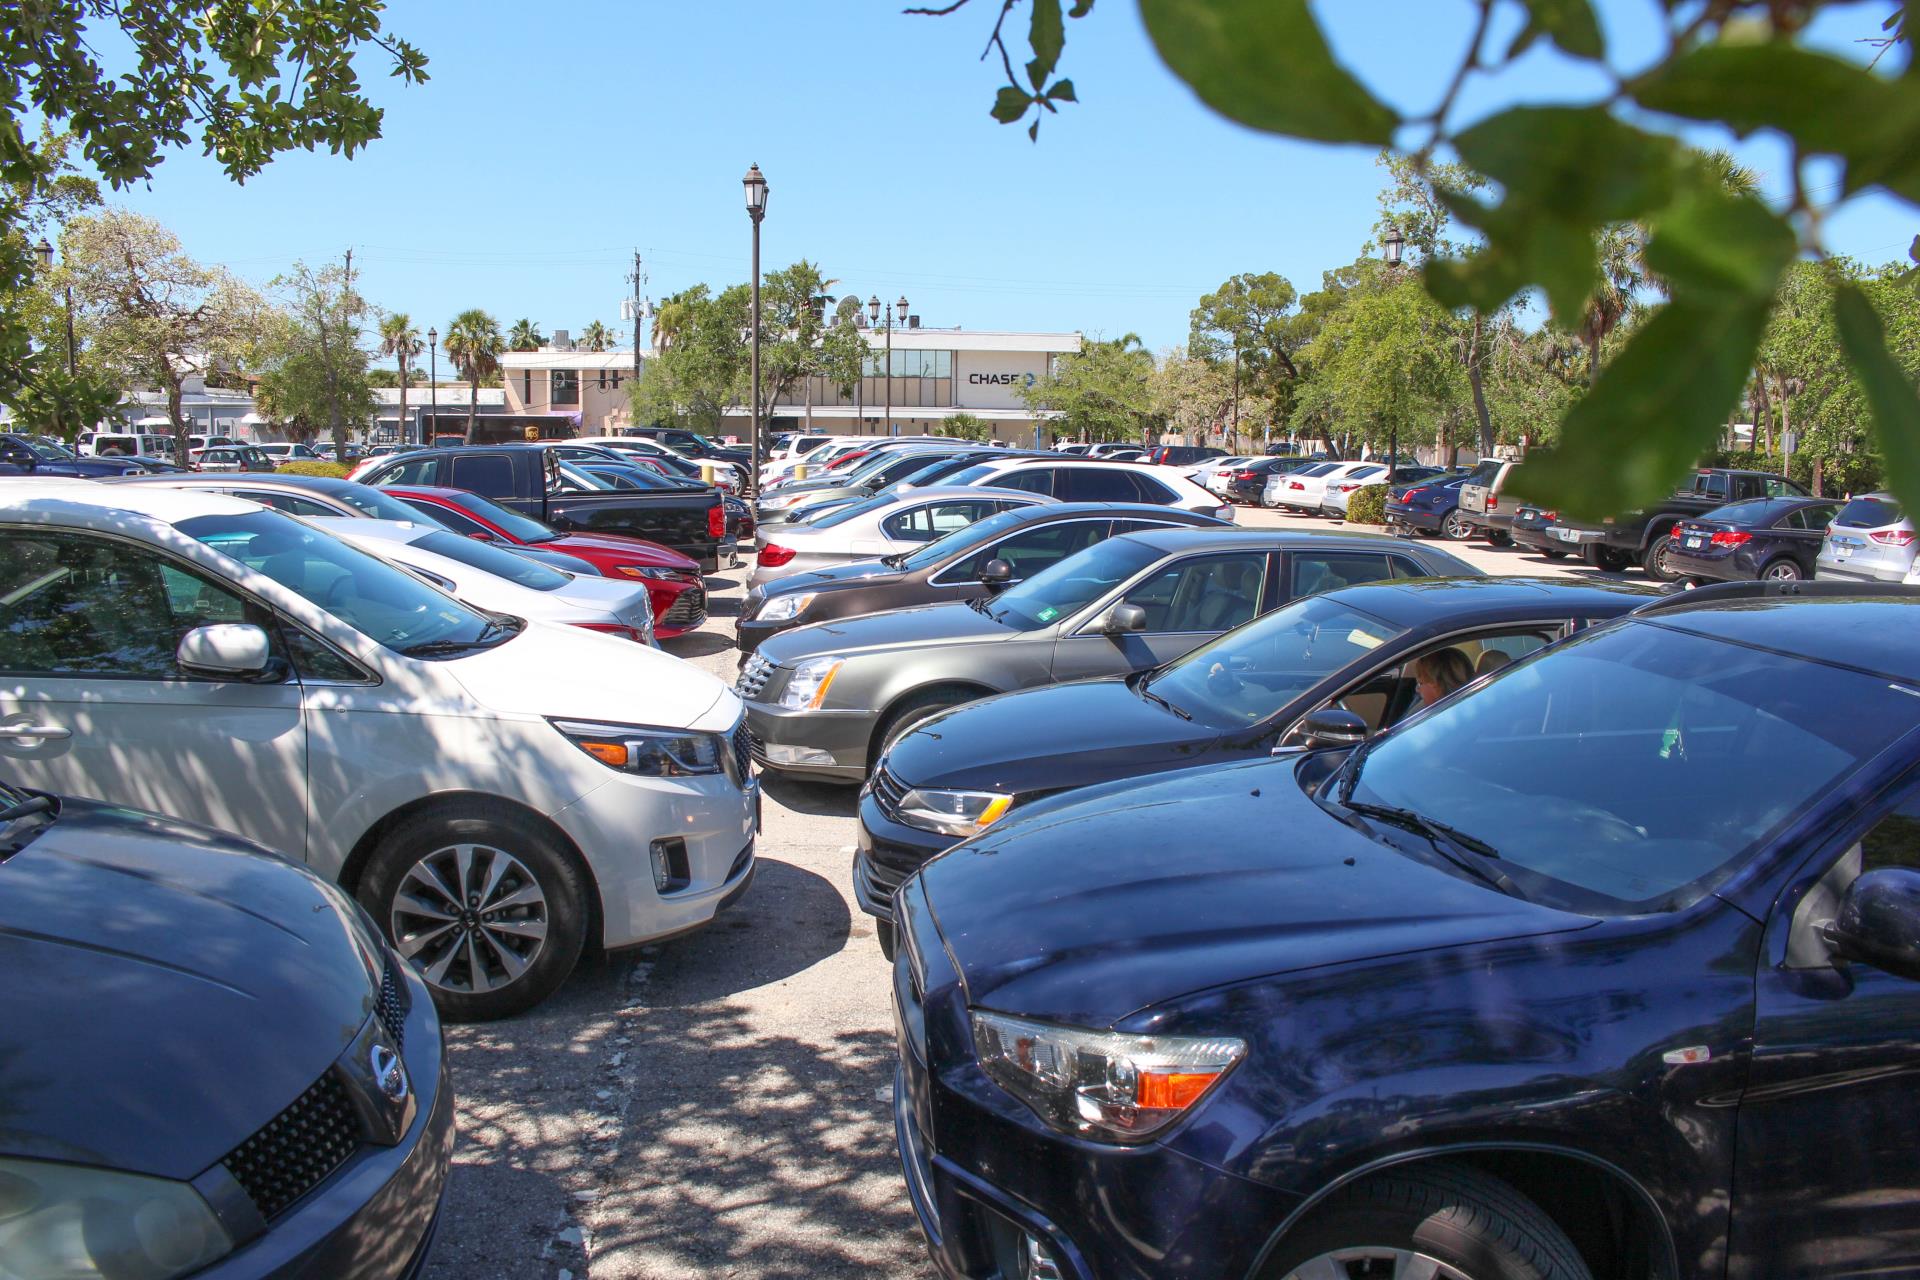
[551,370,581,406]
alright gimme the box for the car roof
[1115,527,1432,554]
[306,515,432,544]
[1320,575,1659,628]
[882,484,1053,503]
[0,477,263,522]
[1640,597,1920,685]
[104,472,361,495]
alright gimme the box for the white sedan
[1265,461,1377,513]
[315,517,659,644]
[749,485,1055,588]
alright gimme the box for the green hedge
[1345,483,1389,525]
[276,460,351,479]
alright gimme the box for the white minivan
[0,483,757,1020]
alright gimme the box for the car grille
[221,1070,364,1220]
[661,585,707,628]
[869,762,910,818]
[736,653,776,699]
[376,963,409,1052]
[729,718,754,782]
[858,849,908,900]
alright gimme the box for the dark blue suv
[894,585,1920,1280]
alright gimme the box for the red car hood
[551,530,697,570]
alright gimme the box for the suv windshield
[1147,596,1406,730]
[989,537,1162,631]
[1835,495,1902,528]
[181,511,509,656]
[1342,621,1916,914]
[413,529,570,591]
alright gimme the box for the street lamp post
[1379,223,1407,483]
[427,327,438,445]
[744,164,769,497]
[867,293,909,437]
[31,237,78,440]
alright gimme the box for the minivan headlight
[778,657,844,710]
[551,719,724,776]
[896,787,1013,837]
[759,592,816,623]
[0,1158,233,1279]
[970,1010,1245,1143]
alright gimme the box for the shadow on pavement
[762,773,859,817]
[637,857,852,1006]
[663,631,738,660]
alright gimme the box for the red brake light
[1487,494,1499,510]
[1235,469,1258,480]
[1544,511,1559,521]
[1710,530,1752,547]
[574,622,645,643]
[759,543,797,567]
[1399,487,1426,500]
[1288,481,1304,490]
[1870,529,1916,546]
[708,504,726,538]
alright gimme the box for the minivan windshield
[1341,621,1916,914]
[988,537,1162,631]
[1147,596,1406,730]
[181,511,510,656]
[411,529,571,591]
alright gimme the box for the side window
[1389,554,1436,579]
[994,468,1057,495]
[1063,467,1143,503]
[948,519,1110,582]
[0,531,264,679]
[1121,553,1267,633]
[238,491,337,519]
[369,455,439,487]
[1863,797,1920,873]
[883,500,999,542]
[277,622,363,682]
[1786,505,1832,532]
[1290,552,1394,599]
[449,453,515,498]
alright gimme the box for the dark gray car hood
[761,600,1018,663]
[0,800,382,1178]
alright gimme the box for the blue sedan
[1666,495,1840,583]
[1384,472,1474,539]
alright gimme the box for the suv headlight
[895,787,1013,838]
[759,592,815,623]
[970,1011,1245,1143]
[778,656,843,710]
[551,719,724,776]
[0,1158,233,1279]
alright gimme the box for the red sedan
[383,485,709,637]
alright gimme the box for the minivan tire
[358,809,590,1023]
[1261,1162,1593,1280]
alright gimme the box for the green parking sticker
[1035,606,1059,622]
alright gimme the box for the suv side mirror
[1822,868,1920,981]
[976,558,1014,590]
[1102,602,1147,635]
[177,624,277,680]
[1296,708,1370,750]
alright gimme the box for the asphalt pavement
[422,505,1619,1279]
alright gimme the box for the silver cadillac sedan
[747,485,1054,589]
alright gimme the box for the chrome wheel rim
[392,843,549,995]
[1764,561,1800,580]
[1443,512,1469,539]
[1283,1247,1474,1280]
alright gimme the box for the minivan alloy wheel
[393,842,549,994]
[1282,1248,1472,1279]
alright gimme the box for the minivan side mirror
[1102,602,1148,635]
[1295,708,1370,751]
[1822,868,1920,981]
[976,558,1014,590]
[177,624,277,680]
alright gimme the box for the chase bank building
[748,327,1082,446]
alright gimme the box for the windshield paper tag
[1035,606,1059,622]
[1346,629,1384,650]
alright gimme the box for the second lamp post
[868,294,909,437]
[744,164,769,496]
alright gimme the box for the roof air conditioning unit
[908,315,920,328]
[552,329,572,349]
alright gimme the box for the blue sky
[105,1,1916,359]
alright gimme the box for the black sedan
[857,575,1654,954]
[0,779,452,1276]
[1220,456,1296,504]
[1665,495,1840,583]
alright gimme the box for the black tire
[1760,556,1804,582]
[1539,547,1569,560]
[357,809,590,1023]
[1642,533,1681,582]
[1485,529,1513,547]
[1441,509,1475,541]
[1584,544,1633,574]
[1261,1163,1593,1280]
[876,918,897,961]
[871,690,972,772]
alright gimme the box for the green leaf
[1047,78,1078,103]
[1454,107,1677,222]
[1068,0,1094,15]
[1510,296,1774,520]
[991,86,1033,124]
[1634,45,1887,155]
[1834,281,1920,517]
[1028,0,1065,91]
[1140,0,1397,145]
[1425,189,1597,323]
[1508,0,1604,60]
[1642,189,1796,304]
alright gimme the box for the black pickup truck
[1532,467,1809,579]
[622,426,751,468]
[355,443,727,570]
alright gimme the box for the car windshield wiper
[399,616,519,658]
[1342,801,1522,898]
[1135,677,1193,721]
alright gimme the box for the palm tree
[506,317,544,351]
[378,313,423,442]
[579,319,613,352]
[443,309,504,443]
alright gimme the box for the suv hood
[763,601,1013,664]
[450,619,736,731]
[885,678,1218,793]
[0,801,383,1178]
[918,757,1594,1027]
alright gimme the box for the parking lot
[423,507,1615,1280]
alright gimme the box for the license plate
[1834,547,1853,561]
[1551,527,1580,543]
[1684,536,1704,550]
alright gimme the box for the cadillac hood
[449,619,736,732]
[761,601,1015,664]
[916,756,1595,1027]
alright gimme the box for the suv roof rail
[1630,578,1920,616]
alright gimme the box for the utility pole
[321,248,351,458]
[628,250,645,384]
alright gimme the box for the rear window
[450,454,516,498]
[1835,496,1903,529]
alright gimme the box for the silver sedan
[748,485,1055,589]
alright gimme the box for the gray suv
[739,528,1478,782]
[1817,493,1917,583]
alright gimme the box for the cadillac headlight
[760,491,811,510]
[551,720,724,776]
[0,1158,233,1279]
[895,787,1013,838]
[971,1011,1245,1143]
[758,593,816,623]
[778,656,844,710]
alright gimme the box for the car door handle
[0,723,71,741]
